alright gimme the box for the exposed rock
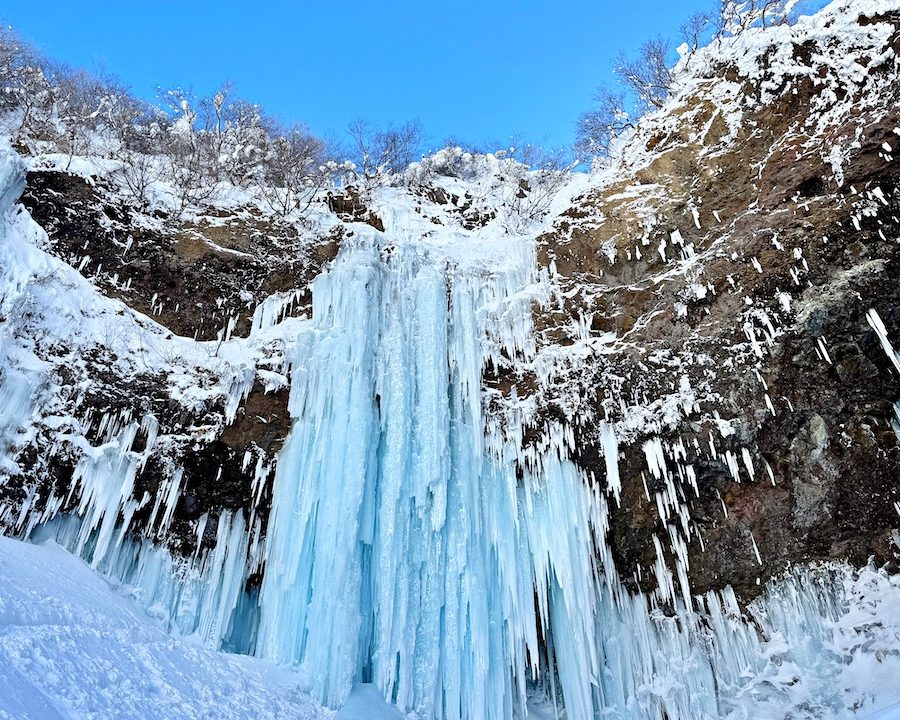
[21,171,342,340]
[524,10,900,601]
[326,188,385,231]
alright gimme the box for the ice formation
[3,2,900,712]
[255,232,600,719]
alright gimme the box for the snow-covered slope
[0,535,327,720]
[3,536,900,720]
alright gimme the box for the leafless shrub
[155,88,220,212]
[615,37,673,112]
[347,118,423,180]
[504,144,574,221]
[679,11,714,63]
[52,66,116,169]
[717,0,793,38]
[254,124,334,217]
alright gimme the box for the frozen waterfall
[3,138,899,719]
[255,235,602,719]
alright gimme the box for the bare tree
[0,27,43,129]
[196,81,234,176]
[103,84,157,149]
[157,88,219,212]
[749,0,792,29]
[255,124,332,217]
[0,31,54,152]
[117,147,161,210]
[716,0,791,38]
[679,11,713,64]
[506,144,574,221]
[14,66,56,151]
[205,87,272,187]
[614,37,673,111]
[219,100,271,187]
[112,109,164,210]
[575,86,632,159]
[197,82,233,136]
[53,66,117,170]
[0,26,33,91]
[347,118,423,179]
[576,34,674,161]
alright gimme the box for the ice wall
[254,236,602,719]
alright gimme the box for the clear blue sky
[4,1,714,151]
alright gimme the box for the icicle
[750,531,763,566]
[250,289,306,334]
[601,423,620,505]
[741,448,755,481]
[866,309,900,374]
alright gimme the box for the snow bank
[0,535,328,720]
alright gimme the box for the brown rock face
[526,10,900,600]
[21,171,341,340]
[11,171,341,558]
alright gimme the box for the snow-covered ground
[0,535,329,719]
[0,534,421,720]
[0,537,418,720]
[867,706,900,720]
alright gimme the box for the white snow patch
[0,535,331,720]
